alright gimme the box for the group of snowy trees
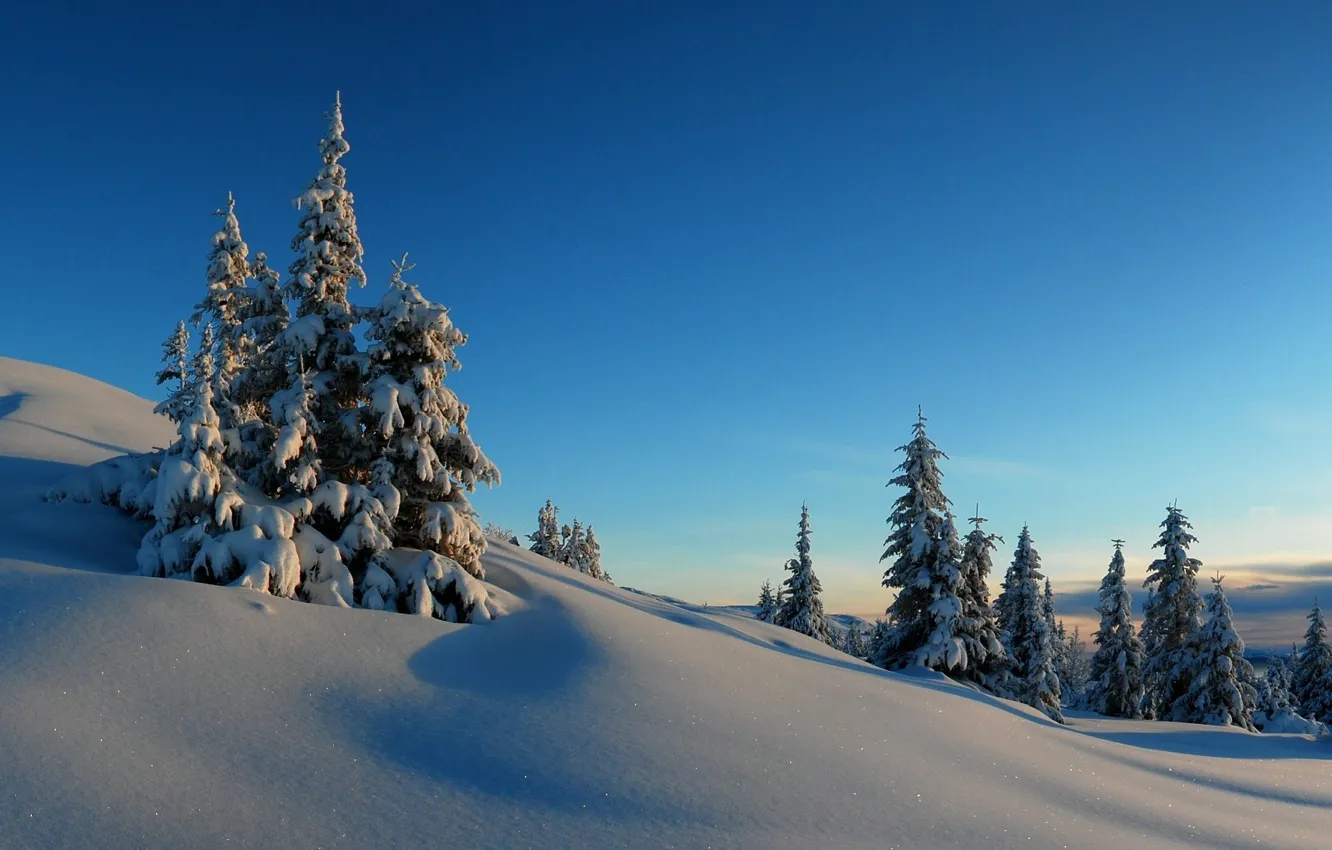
[527,500,611,582]
[48,95,503,622]
[747,408,1332,733]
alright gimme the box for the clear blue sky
[4,1,1332,642]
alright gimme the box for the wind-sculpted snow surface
[1,358,1331,849]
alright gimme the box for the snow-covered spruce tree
[756,579,778,623]
[154,320,192,424]
[1293,601,1332,721]
[877,409,950,668]
[282,92,369,478]
[956,510,1009,688]
[1176,576,1257,730]
[778,503,831,643]
[583,525,604,580]
[528,500,562,560]
[773,585,788,627]
[1089,540,1146,718]
[997,526,1064,723]
[191,193,252,431]
[362,255,499,576]
[1141,505,1204,721]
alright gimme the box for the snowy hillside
[1,357,1330,849]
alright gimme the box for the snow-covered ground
[1,356,1330,849]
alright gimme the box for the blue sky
[4,1,1332,642]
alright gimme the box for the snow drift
[1,356,1330,849]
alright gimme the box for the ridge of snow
[0,357,1329,849]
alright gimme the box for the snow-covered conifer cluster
[526,500,612,583]
[49,95,502,623]
[874,412,1005,686]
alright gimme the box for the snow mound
[1,357,1331,849]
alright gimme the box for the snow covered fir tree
[1140,505,1204,720]
[529,499,562,559]
[994,526,1064,722]
[777,503,831,643]
[1293,600,1332,721]
[755,579,778,624]
[47,95,504,623]
[876,410,950,668]
[1089,540,1146,718]
[1179,575,1257,730]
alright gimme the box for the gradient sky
[4,2,1332,644]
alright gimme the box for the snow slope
[1,357,1330,849]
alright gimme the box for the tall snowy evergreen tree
[528,500,562,560]
[996,526,1064,723]
[282,92,369,477]
[192,192,253,430]
[755,579,778,624]
[362,255,499,575]
[1293,600,1332,721]
[154,321,192,424]
[956,511,1008,688]
[878,409,950,668]
[1141,505,1204,721]
[1089,540,1146,718]
[778,504,830,643]
[1177,576,1257,730]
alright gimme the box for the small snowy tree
[867,618,892,661]
[528,500,562,560]
[1293,600,1332,721]
[878,409,951,668]
[773,585,788,627]
[755,579,778,623]
[778,504,831,643]
[154,321,192,424]
[998,526,1064,723]
[843,624,869,658]
[1057,624,1091,705]
[138,330,228,578]
[1141,505,1204,721]
[1176,576,1257,730]
[362,256,500,576]
[1089,540,1146,718]
[560,519,589,572]
[581,525,605,580]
